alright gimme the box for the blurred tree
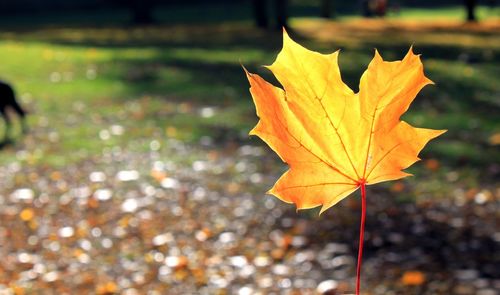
[126,0,155,24]
[321,0,334,18]
[252,0,288,30]
[275,0,288,29]
[361,0,372,17]
[464,0,478,21]
[253,0,269,28]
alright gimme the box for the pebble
[94,188,112,201]
[121,198,139,212]
[317,280,338,294]
[10,188,34,201]
[89,171,106,182]
[58,226,75,238]
[116,170,140,182]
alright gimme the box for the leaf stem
[356,182,367,295]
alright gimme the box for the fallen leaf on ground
[401,270,426,286]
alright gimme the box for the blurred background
[0,0,498,294]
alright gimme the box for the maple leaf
[246,31,446,214]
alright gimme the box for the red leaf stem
[356,182,367,295]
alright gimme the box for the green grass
[0,8,498,186]
[386,6,500,21]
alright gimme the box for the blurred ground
[0,6,499,295]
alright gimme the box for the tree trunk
[321,0,333,18]
[361,0,372,17]
[130,0,154,24]
[252,0,268,28]
[465,0,477,22]
[275,0,288,30]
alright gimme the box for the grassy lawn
[0,7,498,185]
[385,5,500,21]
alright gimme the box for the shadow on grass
[0,138,14,150]
[0,20,498,175]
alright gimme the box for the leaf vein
[279,182,357,191]
[270,98,357,183]
[286,50,360,179]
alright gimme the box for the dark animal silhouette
[0,80,27,140]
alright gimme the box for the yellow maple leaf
[246,31,445,214]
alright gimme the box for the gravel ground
[0,133,498,295]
